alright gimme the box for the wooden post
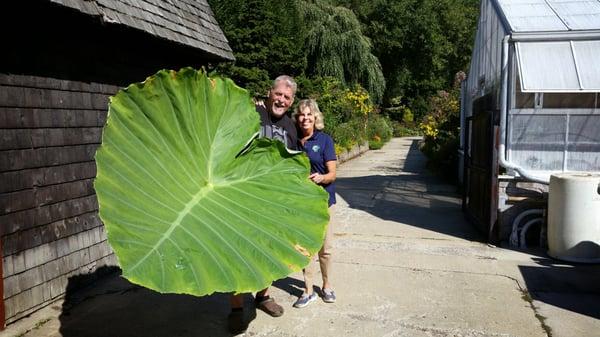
[0,238,4,330]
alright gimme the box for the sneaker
[293,293,318,308]
[322,289,336,303]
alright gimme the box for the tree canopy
[209,0,479,116]
[298,0,385,102]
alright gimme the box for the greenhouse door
[464,96,498,241]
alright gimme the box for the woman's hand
[309,161,337,185]
[309,172,324,184]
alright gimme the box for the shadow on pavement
[336,139,483,241]
[272,276,305,297]
[519,258,600,319]
[59,266,254,337]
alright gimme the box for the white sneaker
[293,293,318,308]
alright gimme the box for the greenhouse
[460,0,600,244]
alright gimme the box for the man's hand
[253,98,266,108]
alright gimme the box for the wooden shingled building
[0,0,234,327]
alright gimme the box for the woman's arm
[309,160,337,185]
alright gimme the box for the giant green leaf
[95,68,329,296]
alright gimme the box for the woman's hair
[294,99,325,130]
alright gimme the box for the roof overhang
[47,0,235,62]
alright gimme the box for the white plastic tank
[548,172,600,263]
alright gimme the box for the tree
[208,0,307,96]
[298,0,385,103]
[337,0,479,117]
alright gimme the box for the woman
[293,99,337,308]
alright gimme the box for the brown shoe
[228,309,247,335]
[255,296,284,317]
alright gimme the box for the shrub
[369,138,384,150]
[367,115,393,143]
[419,71,465,179]
[334,143,346,156]
[390,120,421,137]
[330,122,358,151]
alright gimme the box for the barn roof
[48,0,234,61]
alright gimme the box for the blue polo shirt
[302,131,337,206]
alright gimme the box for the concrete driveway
[3,137,600,337]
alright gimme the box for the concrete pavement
[3,137,600,337]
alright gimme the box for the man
[228,75,299,334]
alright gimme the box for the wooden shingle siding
[1,0,235,326]
[0,74,117,323]
[0,195,99,237]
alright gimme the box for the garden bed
[337,141,370,164]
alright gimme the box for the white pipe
[498,34,550,184]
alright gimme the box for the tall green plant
[95,69,329,296]
[209,0,307,96]
[341,0,478,117]
[298,0,385,103]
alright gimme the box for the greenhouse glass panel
[573,40,600,90]
[509,114,566,171]
[567,114,600,171]
[498,0,568,31]
[547,0,600,30]
[516,42,579,92]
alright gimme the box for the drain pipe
[498,35,549,185]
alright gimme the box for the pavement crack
[516,287,553,337]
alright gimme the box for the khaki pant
[303,204,334,293]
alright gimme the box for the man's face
[266,82,294,118]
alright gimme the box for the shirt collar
[306,130,320,141]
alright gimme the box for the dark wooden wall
[0,74,118,323]
[0,239,4,328]
[1,0,219,325]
